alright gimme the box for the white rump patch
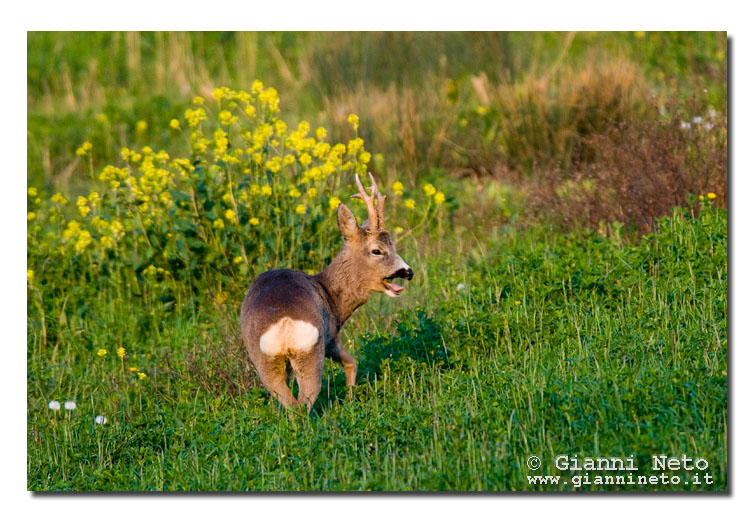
[259,318,320,357]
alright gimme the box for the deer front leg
[328,338,358,387]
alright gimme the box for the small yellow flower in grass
[260,186,272,197]
[307,187,318,198]
[295,204,307,215]
[233,255,244,264]
[27,269,34,283]
[423,183,436,197]
[707,192,717,200]
[347,114,359,132]
[97,349,107,357]
[475,106,489,116]
[395,226,404,234]
[315,127,327,140]
[359,151,371,164]
[212,87,226,101]
[289,188,301,198]
[392,181,404,195]
[329,196,341,209]
[129,367,138,373]
[699,195,704,201]
[192,96,204,105]
[219,110,234,125]
[28,187,38,197]
[514,301,521,306]
[299,153,312,167]
[305,269,316,275]
[169,119,180,130]
[76,141,93,156]
[224,209,238,224]
[27,212,36,221]
[249,217,260,226]
[434,192,446,205]
[137,372,146,380]
[635,31,646,39]
[244,104,256,117]
[213,218,225,230]
[405,199,416,210]
[136,120,148,133]
[117,347,126,359]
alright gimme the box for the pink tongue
[385,282,405,293]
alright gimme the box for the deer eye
[371,249,383,256]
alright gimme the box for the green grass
[27,203,726,491]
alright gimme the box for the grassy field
[27,32,727,491]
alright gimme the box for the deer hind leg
[257,356,297,408]
[289,348,324,412]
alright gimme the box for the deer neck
[313,248,370,328]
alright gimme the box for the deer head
[335,173,413,297]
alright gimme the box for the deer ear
[337,203,360,241]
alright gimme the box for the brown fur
[240,176,412,411]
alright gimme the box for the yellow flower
[405,199,416,210]
[27,212,36,221]
[707,192,717,200]
[76,141,93,156]
[249,217,260,226]
[434,192,446,205]
[635,31,646,39]
[219,110,235,125]
[192,96,204,105]
[423,183,437,197]
[289,188,301,198]
[27,269,34,283]
[699,195,704,201]
[475,106,489,116]
[260,186,272,197]
[129,367,138,373]
[307,187,318,198]
[514,301,521,306]
[244,104,256,117]
[329,196,341,209]
[136,120,148,133]
[392,181,404,196]
[97,349,107,357]
[212,87,227,101]
[213,218,225,230]
[347,113,359,132]
[169,119,180,129]
[137,372,146,380]
[295,204,307,215]
[315,127,327,140]
[117,347,126,359]
[299,153,312,167]
[395,226,404,234]
[28,187,38,197]
[224,209,238,224]
[359,151,371,164]
[233,255,244,264]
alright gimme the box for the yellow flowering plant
[26,83,449,311]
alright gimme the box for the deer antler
[351,173,386,233]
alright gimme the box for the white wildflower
[95,415,107,425]
[692,116,703,124]
[456,283,466,291]
[48,401,60,411]
[680,121,691,130]
[64,401,76,410]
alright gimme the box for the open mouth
[383,277,406,298]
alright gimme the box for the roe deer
[240,173,413,411]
